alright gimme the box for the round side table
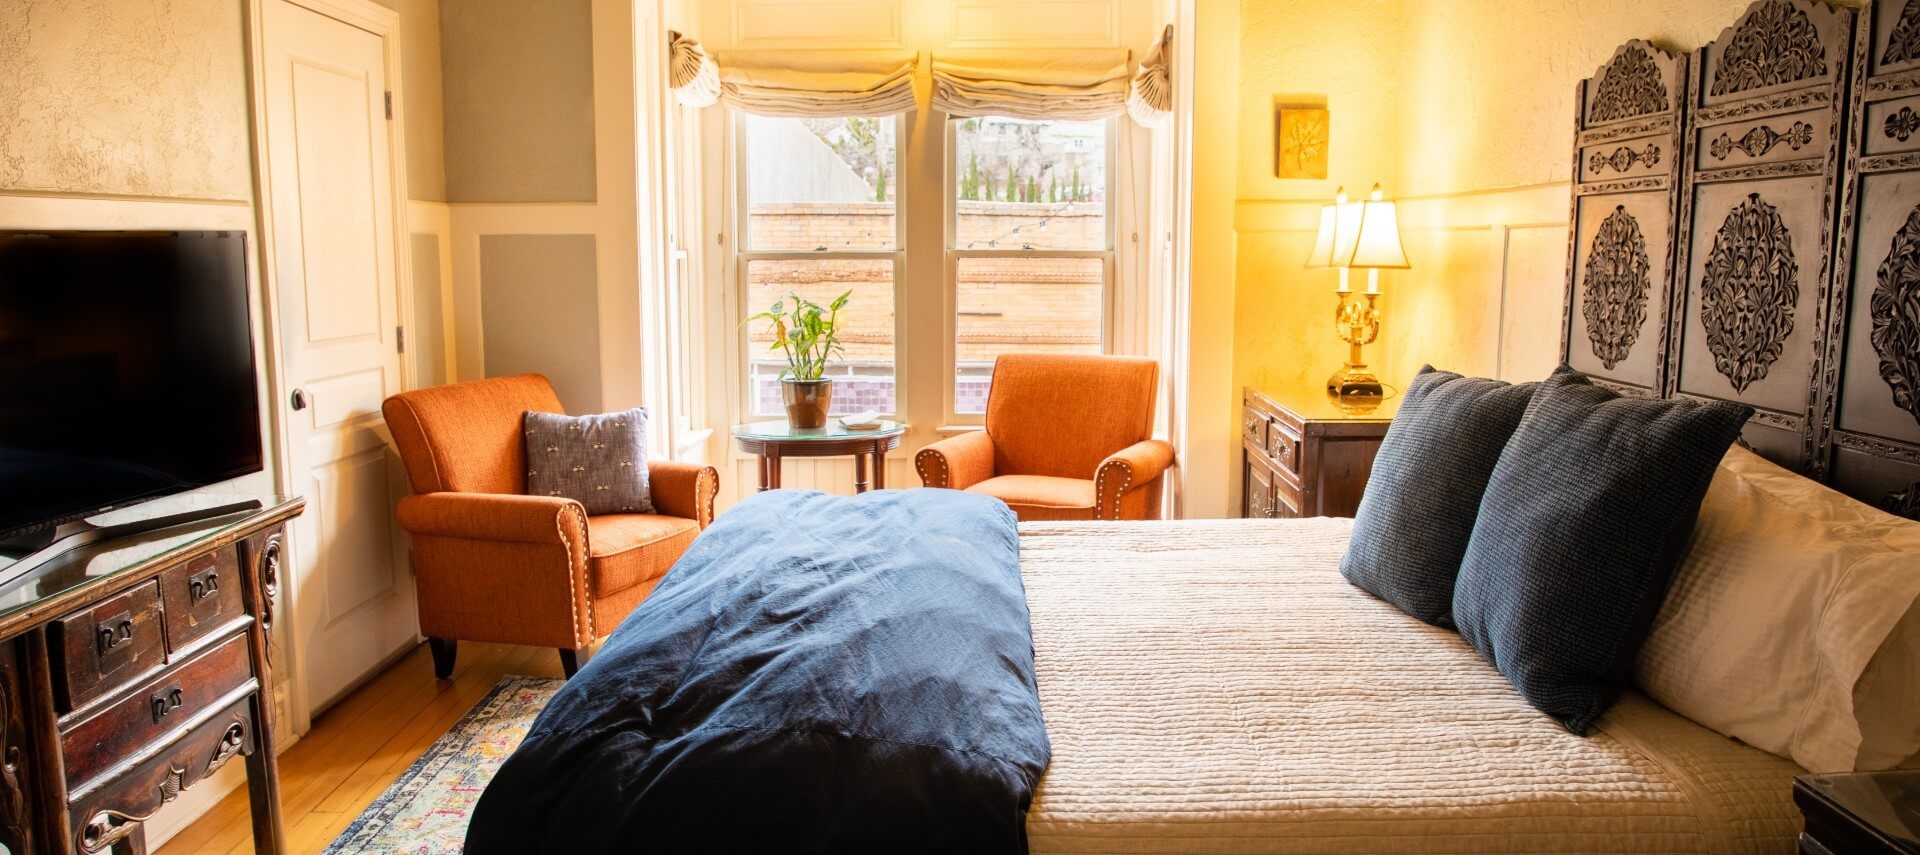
[731,420,908,493]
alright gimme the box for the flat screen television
[0,230,263,543]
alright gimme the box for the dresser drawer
[69,695,256,854]
[60,632,253,791]
[1241,403,1269,450]
[53,582,166,712]
[160,546,246,651]
[1266,419,1302,476]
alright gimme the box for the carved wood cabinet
[1240,386,1398,520]
[0,499,301,855]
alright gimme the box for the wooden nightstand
[1240,383,1399,519]
[1794,771,1920,854]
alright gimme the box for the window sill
[934,424,985,435]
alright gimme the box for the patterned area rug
[323,675,561,854]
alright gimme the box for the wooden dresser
[0,498,301,855]
[1241,384,1399,519]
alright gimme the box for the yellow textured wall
[1224,0,1831,423]
[0,0,250,200]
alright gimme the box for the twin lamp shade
[1305,184,1408,293]
[1306,184,1408,399]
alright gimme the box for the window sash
[734,113,908,421]
[941,118,1118,425]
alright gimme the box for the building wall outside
[746,201,1106,414]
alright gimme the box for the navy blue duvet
[465,488,1050,854]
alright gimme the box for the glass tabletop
[1801,770,1920,846]
[732,420,908,441]
[0,493,291,625]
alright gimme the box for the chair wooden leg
[428,637,457,679]
[559,646,590,678]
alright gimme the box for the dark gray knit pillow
[1452,369,1750,735]
[1340,366,1538,626]
[523,408,654,515]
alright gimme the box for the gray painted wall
[440,0,597,202]
[410,232,450,387]
[480,234,603,412]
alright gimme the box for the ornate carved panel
[1672,0,1853,472]
[1874,0,1920,72]
[1823,0,1920,518]
[1564,40,1688,396]
[1700,193,1802,391]
[1705,120,1817,162]
[1588,43,1671,124]
[1704,0,1850,105]
[1582,207,1655,369]
[1715,2,1829,91]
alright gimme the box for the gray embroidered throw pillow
[523,408,654,515]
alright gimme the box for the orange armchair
[382,374,717,678]
[916,355,1174,520]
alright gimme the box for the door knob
[290,388,309,411]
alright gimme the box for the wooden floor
[159,640,567,855]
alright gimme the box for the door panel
[263,0,418,716]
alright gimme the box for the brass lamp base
[1327,362,1384,398]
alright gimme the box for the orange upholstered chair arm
[915,430,996,490]
[396,492,595,649]
[648,460,719,529]
[1094,439,1175,520]
[397,492,590,546]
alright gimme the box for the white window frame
[941,116,1119,426]
[732,112,910,421]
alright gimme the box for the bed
[1019,518,1802,853]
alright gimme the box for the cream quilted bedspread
[1018,518,1802,854]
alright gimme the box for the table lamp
[1305,184,1409,397]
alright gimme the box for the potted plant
[743,290,850,429]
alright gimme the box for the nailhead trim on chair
[1094,460,1134,520]
[555,502,591,646]
[914,448,948,488]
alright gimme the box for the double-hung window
[737,114,903,416]
[947,116,1114,418]
[735,111,1118,427]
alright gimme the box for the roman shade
[931,49,1131,120]
[714,49,918,117]
[668,31,719,108]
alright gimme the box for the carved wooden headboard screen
[1566,0,1920,521]
[1826,0,1920,517]
[1563,40,1688,397]
[1674,0,1853,472]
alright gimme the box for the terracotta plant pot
[782,378,833,428]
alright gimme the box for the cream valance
[668,31,720,108]
[1127,26,1172,127]
[930,49,1131,120]
[714,50,918,117]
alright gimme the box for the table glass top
[732,420,907,441]
[1801,770,1920,846]
[0,494,292,625]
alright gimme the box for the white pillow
[1634,444,1920,772]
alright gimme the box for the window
[739,115,901,415]
[949,116,1113,415]
[733,113,1117,425]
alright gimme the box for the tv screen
[0,231,263,539]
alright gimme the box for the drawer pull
[150,685,185,723]
[188,572,220,604]
[96,619,134,655]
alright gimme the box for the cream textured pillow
[1635,445,1920,772]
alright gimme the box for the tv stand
[0,500,264,590]
[0,497,302,854]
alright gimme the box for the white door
[262,0,418,716]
